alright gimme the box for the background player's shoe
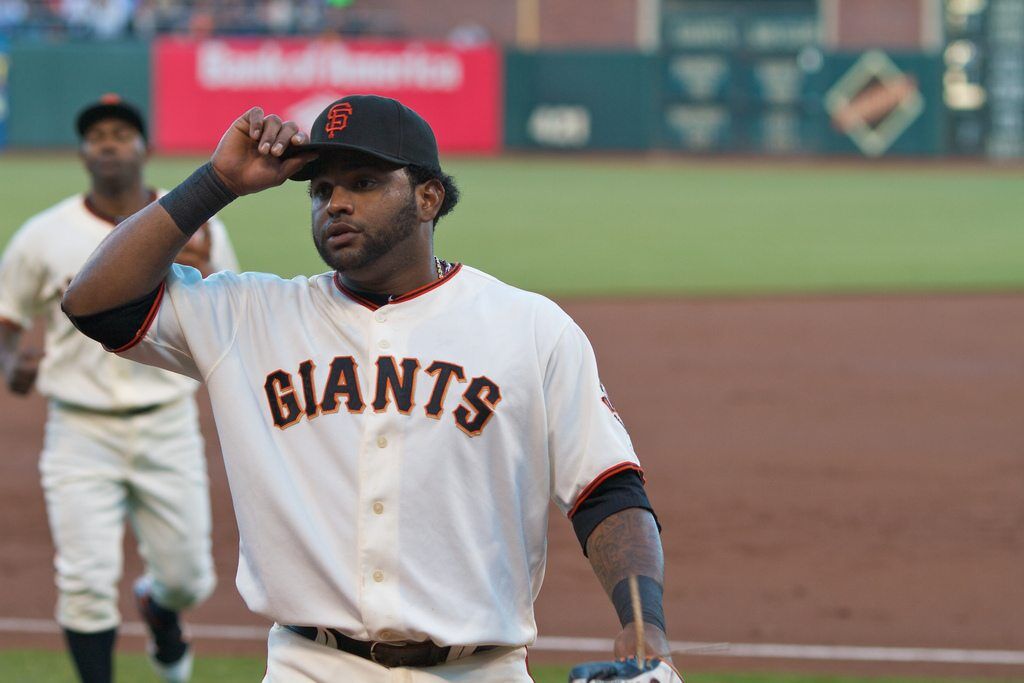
[147,647,193,683]
[133,576,193,682]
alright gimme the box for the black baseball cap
[289,94,440,181]
[76,93,147,140]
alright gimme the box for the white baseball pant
[39,397,216,632]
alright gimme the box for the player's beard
[314,193,420,273]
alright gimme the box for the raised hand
[210,108,317,196]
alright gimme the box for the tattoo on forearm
[586,507,663,598]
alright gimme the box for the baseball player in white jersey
[0,96,237,683]
[62,95,682,682]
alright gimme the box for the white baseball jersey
[119,263,641,647]
[0,193,237,410]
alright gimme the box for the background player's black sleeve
[571,470,661,556]
[64,286,161,350]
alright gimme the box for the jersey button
[376,436,388,448]
[379,630,395,641]
[379,339,391,349]
[372,501,384,515]
[372,570,385,583]
[374,311,387,323]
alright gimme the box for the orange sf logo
[325,103,353,139]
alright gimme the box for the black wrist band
[157,162,237,238]
[611,575,666,632]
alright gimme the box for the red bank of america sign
[153,38,502,153]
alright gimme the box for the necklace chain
[352,258,447,304]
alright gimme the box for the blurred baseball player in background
[62,94,680,682]
[0,95,238,683]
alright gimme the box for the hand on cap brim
[210,107,317,196]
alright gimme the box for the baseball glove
[568,657,683,683]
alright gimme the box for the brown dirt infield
[1,293,1022,679]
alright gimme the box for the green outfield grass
[1,154,1021,297]
[2,650,1022,683]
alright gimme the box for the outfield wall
[0,39,8,149]
[0,37,965,158]
[6,41,151,148]
[505,51,659,151]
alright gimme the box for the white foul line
[0,617,268,641]
[535,636,1024,665]
[2,618,1023,666]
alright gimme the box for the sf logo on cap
[325,103,353,139]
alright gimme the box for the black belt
[282,625,497,668]
[53,400,165,418]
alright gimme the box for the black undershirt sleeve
[63,286,161,350]
[570,470,661,556]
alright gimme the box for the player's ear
[416,179,444,223]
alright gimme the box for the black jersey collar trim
[333,263,463,311]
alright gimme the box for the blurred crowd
[0,0,473,40]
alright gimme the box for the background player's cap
[289,94,440,181]
[76,94,148,141]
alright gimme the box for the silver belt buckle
[369,640,383,664]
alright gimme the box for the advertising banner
[154,38,501,154]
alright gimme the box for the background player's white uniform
[0,194,237,633]
[118,262,640,682]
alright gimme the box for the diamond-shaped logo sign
[825,51,924,157]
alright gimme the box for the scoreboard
[944,0,1024,158]
[659,0,820,153]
